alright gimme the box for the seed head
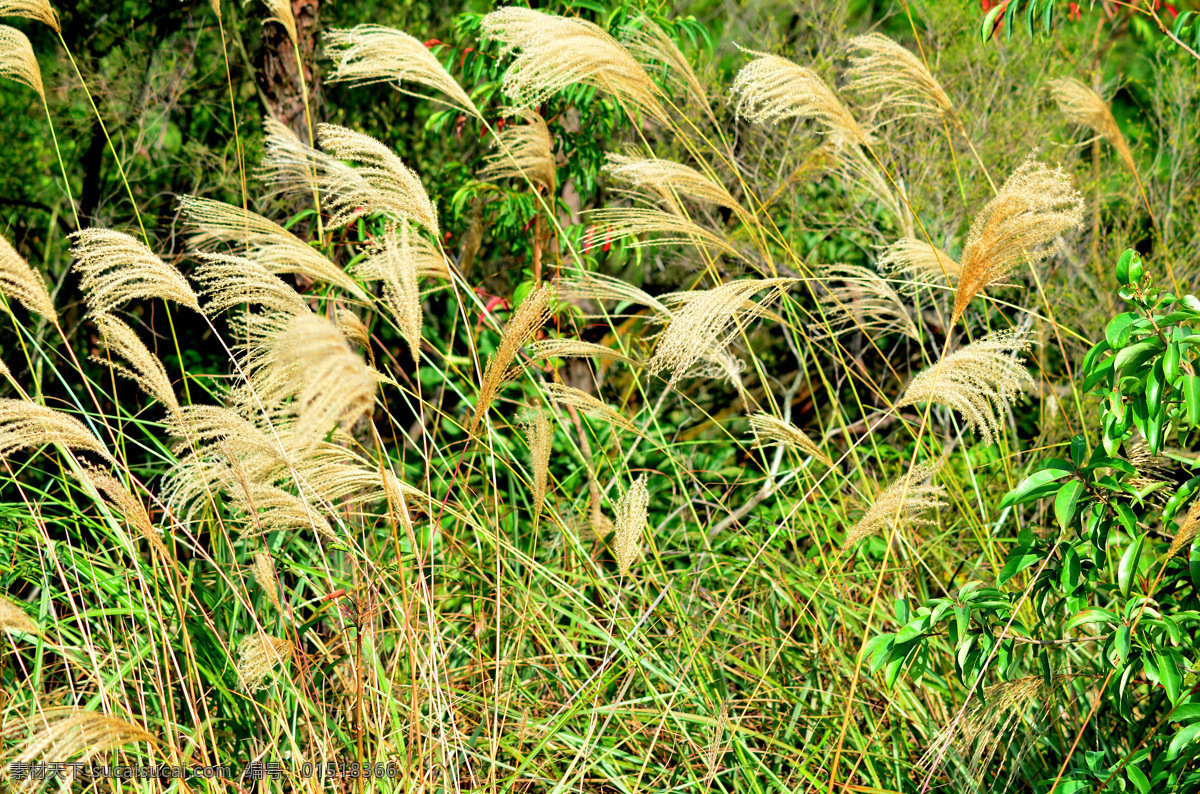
[0,233,56,320]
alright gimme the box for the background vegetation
[2,0,1199,791]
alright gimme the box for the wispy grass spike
[91,314,181,421]
[614,474,649,576]
[0,24,43,99]
[748,413,832,467]
[843,461,946,549]
[519,404,552,515]
[469,282,554,433]
[732,51,868,145]
[604,154,755,227]
[844,33,957,126]
[0,0,59,32]
[70,229,199,314]
[1048,77,1137,174]
[0,398,113,462]
[813,263,920,342]
[0,234,56,320]
[479,109,557,193]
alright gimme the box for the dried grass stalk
[525,338,635,366]
[192,252,311,316]
[468,282,554,433]
[78,466,168,555]
[649,278,795,383]
[325,24,481,118]
[1,708,158,766]
[878,237,961,285]
[844,33,956,126]
[236,634,295,690]
[479,109,557,193]
[814,263,920,341]
[481,7,668,124]
[953,155,1084,322]
[0,0,60,31]
[0,24,43,99]
[352,222,423,363]
[1048,78,1136,174]
[747,413,831,466]
[91,314,181,420]
[0,594,37,637]
[0,234,56,320]
[545,383,638,434]
[624,16,713,121]
[317,123,440,235]
[179,196,368,300]
[732,52,867,145]
[898,329,1035,446]
[843,461,946,549]
[0,399,112,462]
[251,549,282,612]
[604,154,755,227]
[614,474,649,576]
[70,229,199,314]
[519,405,552,515]
[586,207,742,260]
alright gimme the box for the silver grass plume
[335,306,370,351]
[91,314,181,420]
[179,195,368,300]
[559,269,673,319]
[317,123,440,235]
[878,237,961,285]
[545,383,639,434]
[251,549,282,612]
[192,252,311,316]
[844,33,957,127]
[603,153,755,227]
[236,633,294,690]
[0,24,43,100]
[249,0,297,48]
[732,51,867,144]
[585,207,743,260]
[624,16,713,121]
[1048,77,1137,175]
[518,404,552,515]
[747,413,831,467]
[481,7,668,124]
[78,466,167,555]
[70,229,199,314]
[0,708,158,767]
[814,263,920,341]
[468,282,554,433]
[1169,501,1200,560]
[351,222,422,363]
[649,278,795,383]
[0,233,56,320]
[259,115,331,200]
[843,461,946,549]
[526,338,635,366]
[898,329,1035,446]
[0,0,60,31]
[614,474,649,576]
[0,594,37,637]
[953,155,1084,323]
[325,24,481,118]
[0,399,112,462]
[353,220,447,282]
[479,109,557,193]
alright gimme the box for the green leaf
[1119,533,1146,598]
[1055,480,1085,532]
[1114,339,1164,379]
[1060,545,1081,593]
[1116,250,1135,285]
[1115,625,1132,665]
[1065,608,1118,632]
[1167,721,1200,760]
[981,2,1006,41]
[895,615,931,643]
[1106,312,1137,348]
[999,549,1042,586]
[1158,649,1184,703]
[1126,765,1151,794]
[1184,375,1200,426]
[1000,468,1071,509]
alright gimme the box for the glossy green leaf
[1055,480,1085,532]
[1119,533,1146,598]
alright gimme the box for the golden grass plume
[0,707,158,767]
[481,7,668,124]
[624,16,712,121]
[0,398,112,462]
[192,252,311,316]
[878,237,961,285]
[843,460,946,549]
[468,282,554,433]
[91,314,181,420]
[844,33,956,126]
[1169,501,1200,560]
[1048,77,1136,174]
[604,153,754,227]
[952,155,1083,322]
[236,633,295,690]
[251,0,297,48]
[479,109,557,193]
[251,549,283,612]
[813,262,920,342]
[545,383,639,434]
[519,404,552,515]
[526,338,635,366]
[899,329,1035,446]
[0,233,56,320]
[0,594,37,637]
[614,474,649,576]
[0,0,60,31]
[78,466,168,555]
[0,24,43,100]
[70,229,199,314]
[747,413,831,467]
[325,24,481,118]
[732,52,867,144]
[586,207,742,260]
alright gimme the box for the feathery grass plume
[701,699,732,787]
[0,594,37,637]
[70,229,199,314]
[272,313,381,443]
[586,207,743,260]
[952,155,1084,322]
[236,633,295,690]
[844,33,957,126]
[559,269,673,319]
[526,338,635,366]
[732,52,867,144]
[1,707,158,767]
[1169,501,1200,560]
[0,357,8,377]
[899,329,1035,446]
[603,154,756,228]
[179,196,369,300]
[545,383,639,434]
[91,314,181,420]
[336,306,370,350]
[78,466,168,555]
[518,404,552,515]
[251,549,282,612]
[624,16,713,121]
[0,24,43,100]
[878,237,961,285]
[828,139,908,232]
[814,263,920,342]
[317,123,440,235]
[747,413,831,466]
[228,477,337,541]
[481,7,668,124]
[0,234,56,320]
[0,0,60,31]
[843,460,946,549]
[613,474,649,576]
[468,282,554,433]
[0,399,112,462]
[1048,77,1136,174]
[649,278,795,383]
[192,252,310,316]
[351,222,422,363]
[479,109,557,193]
[249,0,297,47]
[325,25,481,118]
[259,115,332,198]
